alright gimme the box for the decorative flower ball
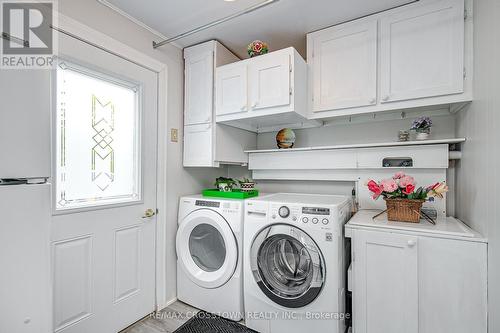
[276,128,296,149]
[247,40,269,58]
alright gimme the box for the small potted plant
[411,116,432,140]
[214,177,236,192]
[238,178,256,192]
[366,172,448,223]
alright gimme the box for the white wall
[59,0,225,306]
[455,0,500,331]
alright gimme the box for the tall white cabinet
[183,41,257,167]
[346,210,488,333]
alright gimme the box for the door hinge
[289,87,293,96]
[463,67,467,80]
[352,251,355,262]
[289,63,293,73]
[464,9,468,20]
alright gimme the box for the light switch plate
[170,128,178,142]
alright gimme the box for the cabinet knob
[252,101,259,109]
[370,98,376,104]
[240,105,247,111]
[407,240,417,248]
[382,95,390,101]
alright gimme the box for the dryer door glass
[251,224,325,308]
[189,223,226,272]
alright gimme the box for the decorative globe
[276,128,296,149]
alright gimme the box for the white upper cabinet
[309,19,378,112]
[248,52,291,110]
[215,63,247,116]
[184,49,214,125]
[380,0,465,103]
[216,48,309,133]
[307,0,470,119]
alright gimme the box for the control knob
[278,206,290,218]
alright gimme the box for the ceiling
[102,0,415,58]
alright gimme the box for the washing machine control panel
[270,204,332,226]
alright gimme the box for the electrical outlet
[170,128,178,142]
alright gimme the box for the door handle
[142,208,156,218]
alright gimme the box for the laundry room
[0,0,498,333]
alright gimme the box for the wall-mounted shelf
[245,138,466,153]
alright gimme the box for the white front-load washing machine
[244,193,352,333]
[176,195,245,321]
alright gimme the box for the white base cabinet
[347,212,487,333]
[183,40,257,167]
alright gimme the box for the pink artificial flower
[429,182,440,190]
[403,184,416,195]
[253,42,263,52]
[428,182,448,199]
[399,175,416,188]
[367,180,383,200]
[393,171,406,179]
[380,179,398,193]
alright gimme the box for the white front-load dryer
[244,193,352,333]
[176,195,244,321]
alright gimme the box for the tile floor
[120,301,199,333]
[121,301,248,333]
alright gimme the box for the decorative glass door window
[55,60,141,210]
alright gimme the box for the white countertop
[345,210,486,242]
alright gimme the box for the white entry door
[51,32,158,333]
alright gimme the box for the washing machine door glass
[250,224,325,308]
[177,209,238,289]
[189,223,226,272]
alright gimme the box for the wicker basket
[384,198,425,223]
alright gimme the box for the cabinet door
[418,237,487,333]
[311,19,377,112]
[0,69,51,178]
[248,52,290,111]
[183,123,213,167]
[215,64,248,116]
[380,0,465,103]
[353,230,418,333]
[185,51,214,125]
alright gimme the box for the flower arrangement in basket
[366,172,448,223]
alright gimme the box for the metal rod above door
[152,0,280,49]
